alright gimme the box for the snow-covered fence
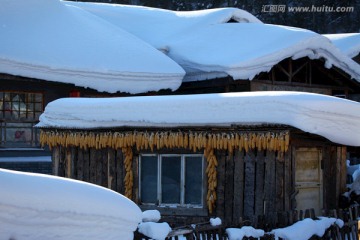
[134,206,360,240]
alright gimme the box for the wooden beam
[288,59,293,82]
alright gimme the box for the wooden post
[255,150,265,219]
[276,152,285,212]
[107,148,116,190]
[52,146,60,176]
[264,151,276,226]
[224,153,234,225]
[284,150,291,211]
[233,150,245,227]
[77,149,84,181]
[215,151,225,222]
[338,146,347,198]
[244,150,256,224]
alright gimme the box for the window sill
[139,205,208,217]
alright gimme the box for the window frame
[139,153,204,208]
[0,91,44,148]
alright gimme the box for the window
[140,154,204,207]
[0,92,43,148]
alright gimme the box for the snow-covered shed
[37,91,360,227]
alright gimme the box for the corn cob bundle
[204,147,217,214]
[122,147,133,199]
[40,130,290,153]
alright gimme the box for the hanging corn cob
[204,147,217,214]
[40,129,290,153]
[122,147,133,200]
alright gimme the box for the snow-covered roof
[67,1,360,82]
[324,33,360,59]
[0,0,185,94]
[37,91,360,147]
[2,0,360,93]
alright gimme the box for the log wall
[51,136,345,227]
[215,149,292,227]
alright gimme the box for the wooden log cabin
[2,0,360,154]
[37,92,360,227]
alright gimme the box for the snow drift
[0,168,142,240]
[37,91,360,147]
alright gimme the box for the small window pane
[35,103,42,111]
[140,156,158,204]
[35,94,42,102]
[185,156,203,205]
[161,156,181,204]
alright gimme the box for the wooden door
[295,148,323,215]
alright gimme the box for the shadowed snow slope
[37,91,360,146]
[67,1,360,82]
[0,0,184,94]
[0,169,142,240]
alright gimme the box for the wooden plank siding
[214,149,292,227]
[50,131,344,228]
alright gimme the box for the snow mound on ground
[0,168,142,240]
[226,226,264,240]
[210,217,222,226]
[37,91,360,147]
[271,217,337,240]
[0,0,184,94]
[138,222,172,240]
[142,210,161,222]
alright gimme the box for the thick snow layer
[0,0,184,94]
[66,2,261,50]
[0,168,142,240]
[67,2,360,82]
[142,210,161,222]
[271,217,337,240]
[138,222,172,240]
[324,33,360,59]
[37,91,360,147]
[226,226,264,240]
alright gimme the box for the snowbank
[68,1,360,82]
[37,91,360,147]
[210,217,222,226]
[0,0,184,94]
[142,209,161,222]
[138,222,172,240]
[324,33,360,59]
[271,217,338,240]
[0,168,142,240]
[226,226,264,240]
